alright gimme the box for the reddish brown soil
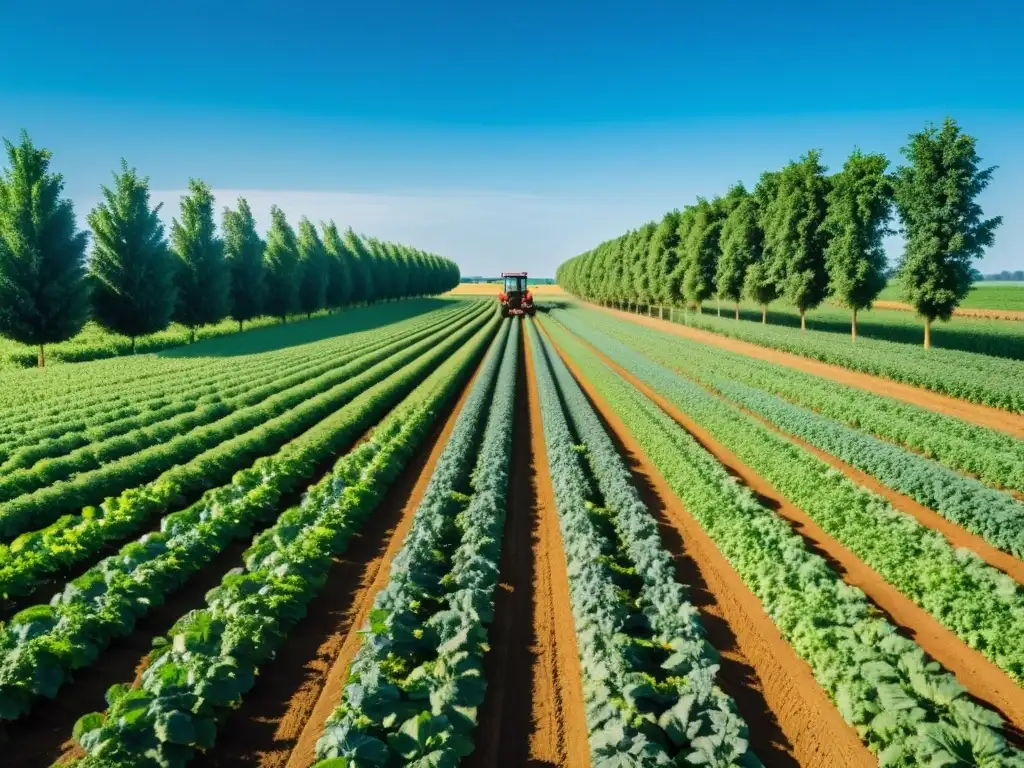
[874,300,1024,321]
[469,323,589,768]
[551,320,1024,739]
[2,540,251,768]
[194,365,481,768]
[588,303,1024,438]
[538,321,874,768]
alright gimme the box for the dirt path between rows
[469,321,590,768]
[538,321,874,768]
[195,366,481,768]
[587,303,1024,438]
[874,300,1024,321]
[549,319,1024,741]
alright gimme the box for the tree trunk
[716,297,721,317]
[800,308,806,331]
[924,317,932,349]
[735,303,740,321]
[238,319,243,332]
[189,328,196,344]
[851,308,857,343]
[37,344,45,368]
[761,305,767,324]
[131,336,137,354]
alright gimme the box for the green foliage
[344,227,376,303]
[822,150,893,313]
[321,220,354,309]
[763,151,831,316]
[170,179,229,335]
[87,161,176,343]
[0,131,89,363]
[222,197,265,327]
[645,210,682,306]
[297,216,328,316]
[681,198,723,308]
[894,118,1002,322]
[263,206,300,321]
[716,184,760,307]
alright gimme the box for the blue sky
[1,0,1021,276]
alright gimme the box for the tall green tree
[763,151,831,330]
[646,210,682,309]
[87,161,176,351]
[297,217,328,317]
[717,184,762,319]
[344,228,375,303]
[321,220,353,310]
[171,179,228,342]
[0,131,88,366]
[893,118,1002,348]
[222,197,265,331]
[263,206,300,322]
[682,198,724,311]
[823,150,894,341]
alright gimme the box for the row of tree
[0,132,461,366]
[556,118,1002,347]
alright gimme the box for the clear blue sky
[1,0,1021,276]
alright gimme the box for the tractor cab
[499,272,535,317]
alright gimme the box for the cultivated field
[0,291,1022,768]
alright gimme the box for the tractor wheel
[500,304,510,318]
[527,306,536,317]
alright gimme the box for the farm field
[1,296,1023,768]
[877,280,1024,314]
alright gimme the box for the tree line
[556,118,1002,347]
[0,132,461,366]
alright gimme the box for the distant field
[877,280,1024,312]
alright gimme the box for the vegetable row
[565,305,1024,493]
[68,313,500,768]
[551,311,1024,685]
[0,308,494,723]
[539,315,1022,766]
[316,317,518,767]
[529,318,759,767]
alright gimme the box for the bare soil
[538,321,875,768]
[553,320,1024,739]
[589,303,1024,438]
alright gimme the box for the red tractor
[498,272,535,318]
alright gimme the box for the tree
[893,118,1002,348]
[717,184,762,319]
[0,131,89,366]
[321,220,353,310]
[171,179,228,342]
[297,217,328,317]
[742,172,782,323]
[344,228,375,303]
[822,150,893,341]
[263,206,300,322]
[87,161,176,350]
[763,151,831,330]
[646,210,682,309]
[222,197,265,331]
[682,198,724,311]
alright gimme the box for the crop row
[612,302,1024,412]
[0,301,472,454]
[316,317,518,766]
[0,308,495,723]
[68,314,500,768]
[551,311,1024,685]
[566,305,1024,493]
[0,303,486,543]
[0,305,476,501]
[0,306,491,600]
[538,315,1022,766]
[0,298,455,428]
[529,319,758,767]
[562,309,1024,555]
